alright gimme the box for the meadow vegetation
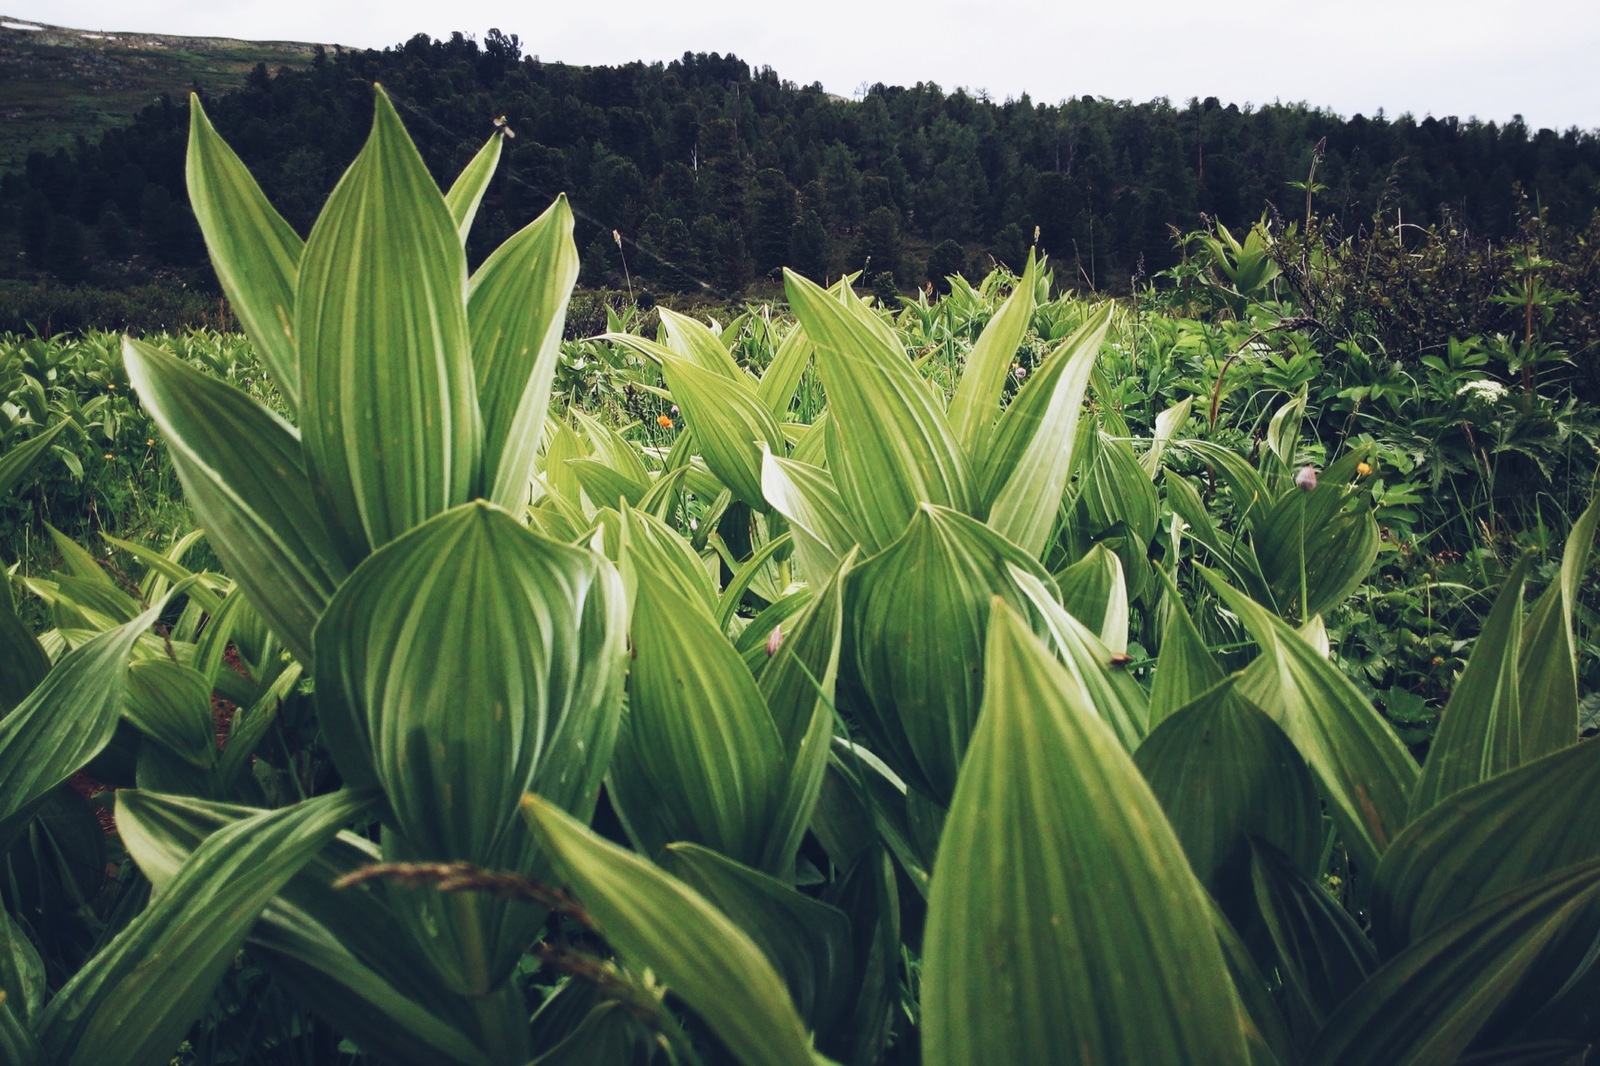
[1,84,1599,1064]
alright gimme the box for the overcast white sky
[9,1,1600,133]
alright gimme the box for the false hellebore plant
[3,81,1600,1066]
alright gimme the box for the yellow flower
[1356,461,1372,476]
[657,414,674,429]
[103,452,115,460]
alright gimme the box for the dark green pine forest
[4,28,1599,309]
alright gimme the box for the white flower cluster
[1457,379,1508,403]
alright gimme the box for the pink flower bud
[765,626,784,658]
[1295,465,1318,491]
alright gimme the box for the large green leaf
[1409,552,1533,819]
[1055,542,1128,651]
[661,844,854,1034]
[317,500,624,850]
[115,790,488,1063]
[520,796,819,1066]
[755,320,814,418]
[0,908,45,1028]
[609,537,786,868]
[123,337,347,666]
[1147,570,1226,728]
[296,85,481,554]
[762,451,856,584]
[947,253,1038,454]
[1254,447,1380,620]
[443,129,504,243]
[845,504,1054,802]
[980,303,1111,557]
[1210,569,1417,873]
[1375,739,1600,949]
[785,270,972,552]
[0,998,44,1066]
[186,96,303,410]
[1134,681,1323,902]
[0,597,50,715]
[1518,495,1600,760]
[921,603,1253,1064]
[38,788,374,1066]
[0,601,161,848]
[1305,858,1600,1066]
[468,195,578,511]
[0,420,68,501]
[660,354,786,510]
[124,660,217,770]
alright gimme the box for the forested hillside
[3,27,1598,302]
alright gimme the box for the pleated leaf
[443,130,503,243]
[314,501,626,864]
[1210,569,1417,873]
[296,85,480,554]
[658,306,747,379]
[38,788,374,1066]
[124,660,218,770]
[1410,552,1533,819]
[1055,542,1129,652]
[756,321,814,418]
[1134,682,1323,900]
[468,195,578,510]
[0,600,161,849]
[0,597,50,715]
[0,908,45,1028]
[1518,495,1600,760]
[1305,858,1600,1066]
[662,843,854,1035]
[520,795,818,1066]
[186,96,303,410]
[1250,839,1379,1040]
[947,253,1038,454]
[762,451,856,584]
[124,337,348,666]
[922,602,1253,1065]
[608,545,785,868]
[980,303,1111,557]
[1374,739,1600,949]
[1148,570,1225,728]
[785,269,972,552]
[660,354,785,510]
[845,504,1053,802]
[0,420,67,500]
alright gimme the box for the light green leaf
[980,303,1110,556]
[1147,570,1226,728]
[468,195,578,511]
[38,788,374,1066]
[756,322,814,418]
[948,253,1038,454]
[1210,568,1417,873]
[660,354,786,510]
[0,601,162,848]
[297,85,480,554]
[1410,552,1533,819]
[186,96,303,410]
[1255,447,1380,620]
[124,660,218,770]
[124,337,347,666]
[520,795,818,1066]
[922,602,1253,1065]
[0,420,68,500]
[609,541,785,868]
[443,130,504,243]
[762,451,856,584]
[845,504,1055,802]
[1056,542,1129,652]
[785,270,972,552]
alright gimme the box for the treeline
[4,27,1599,301]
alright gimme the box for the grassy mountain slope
[0,14,330,172]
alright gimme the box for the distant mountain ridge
[0,14,332,172]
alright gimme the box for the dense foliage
[3,85,1600,1066]
[4,27,1599,310]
